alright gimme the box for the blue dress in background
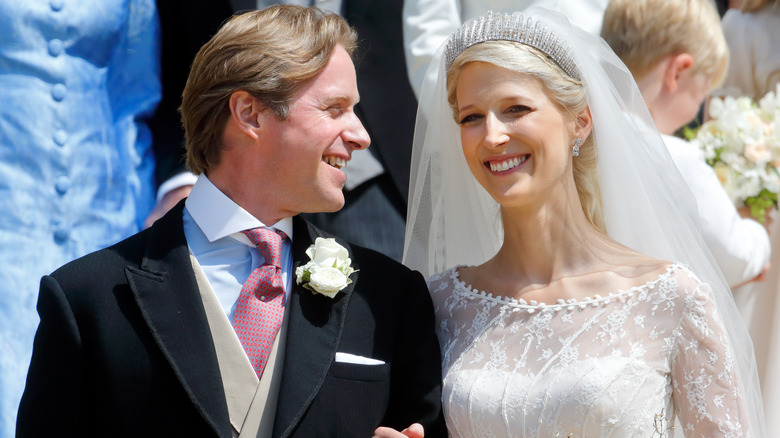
[0,1,161,434]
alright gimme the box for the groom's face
[256,44,371,216]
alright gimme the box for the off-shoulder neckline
[447,263,686,310]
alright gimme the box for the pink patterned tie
[232,227,288,378]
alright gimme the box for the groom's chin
[304,194,346,215]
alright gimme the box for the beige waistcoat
[191,255,288,438]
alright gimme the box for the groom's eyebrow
[323,94,361,106]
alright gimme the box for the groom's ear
[228,90,263,140]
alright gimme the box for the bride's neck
[495,199,615,283]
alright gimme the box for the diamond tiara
[445,10,581,80]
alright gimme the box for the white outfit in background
[402,0,609,96]
[718,6,780,101]
[662,134,770,287]
[717,5,780,432]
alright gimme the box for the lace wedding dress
[428,264,752,437]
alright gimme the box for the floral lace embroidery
[427,264,751,437]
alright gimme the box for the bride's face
[456,61,578,208]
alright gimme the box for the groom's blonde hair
[181,5,358,175]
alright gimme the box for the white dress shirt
[183,174,294,320]
[663,134,770,286]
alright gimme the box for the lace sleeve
[671,273,753,437]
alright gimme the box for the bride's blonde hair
[446,40,605,232]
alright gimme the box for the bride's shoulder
[426,266,461,294]
[661,263,713,299]
[625,258,709,299]
[599,254,695,294]
[426,267,458,286]
[624,254,703,285]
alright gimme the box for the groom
[16,6,445,438]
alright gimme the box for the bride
[403,8,766,437]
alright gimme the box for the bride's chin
[489,191,533,209]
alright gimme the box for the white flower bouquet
[686,84,780,223]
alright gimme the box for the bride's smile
[485,154,528,173]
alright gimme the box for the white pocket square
[334,352,385,365]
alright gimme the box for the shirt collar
[185,174,294,243]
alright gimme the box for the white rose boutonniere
[295,237,357,298]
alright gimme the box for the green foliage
[745,188,778,224]
[682,123,699,142]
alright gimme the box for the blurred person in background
[601,0,771,290]
[0,1,190,435]
[716,0,780,429]
[718,0,779,100]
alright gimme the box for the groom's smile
[323,155,348,170]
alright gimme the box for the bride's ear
[574,106,593,141]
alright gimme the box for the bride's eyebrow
[459,96,532,113]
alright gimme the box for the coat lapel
[272,216,359,438]
[125,201,232,438]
